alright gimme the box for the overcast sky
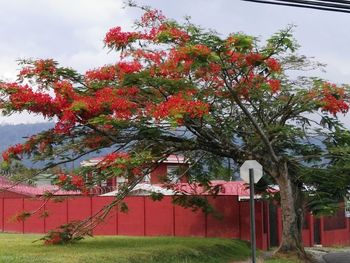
[1,0,350,124]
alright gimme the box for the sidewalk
[322,252,350,263]
[307,247,350,263]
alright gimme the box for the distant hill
[0,122,54,153]
[0,123,107,170]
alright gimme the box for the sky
[1,0,350,124]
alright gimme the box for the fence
[274,205,350,247]
[0,196,269,249]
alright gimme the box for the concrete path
[323,252,350,263]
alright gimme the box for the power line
[242,0,350,13]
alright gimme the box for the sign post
[240,160,263,263]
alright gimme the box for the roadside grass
[264,254,304,263]
[0,233,251,263]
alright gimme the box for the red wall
[3,198,23,233]
[145,197,174,236]
[239,200,269,250]
[5,196,350,250]
[24,199,45,233]
[321,216,350,246]
[0,191,31,198]
[92,197,117,235]
[0,196,269,250]
[207,196,240,238]
[118,197,145,236]
[275,207,350,248]
[0,199,3,232]
[174,205,206,237]
[45,199,68,230]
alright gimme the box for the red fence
[275,205,350,247]
[0,196,269,249]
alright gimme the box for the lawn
[0,233,251,263]
[264,258,302,263]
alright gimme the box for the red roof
[163,180,251,196]
[0,176,80,197]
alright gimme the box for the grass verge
[264,254,306,263]
[0,233,251,263]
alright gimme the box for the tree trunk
[274,165,310,260]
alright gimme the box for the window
[167,165,180,183]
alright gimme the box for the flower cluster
[245,53,263,66]
[117,61,142,75]
[56,173,85,192]
[156,24,190,43]
[265,58,281,73]
[41,222,84,245]
[319,83,349,115]
[104,27,141,50]
[226,51,244,64]
[134,49,166,64]
[268,79,281,93]
[140,9,166,26]
[98,152,131,170]
[2,143,30,161]
[152,93,209,123]
[19,59,57,78]
[85,65,116,81]
[44,231,62,245]
[1,83,57,117]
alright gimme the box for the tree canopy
[1,5,350,257]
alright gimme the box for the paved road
[323,252,350,263]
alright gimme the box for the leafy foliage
[0,4,350,252]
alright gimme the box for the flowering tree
[1,5,350,258]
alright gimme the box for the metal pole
[249,168,256,263]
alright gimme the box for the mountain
[0,122,54,154]
[0,123,105,169]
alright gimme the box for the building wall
[105,163,189,187]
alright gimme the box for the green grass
[0,233,251,263]
[264,255,303,263]
[265,259,299,263]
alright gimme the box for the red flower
[57,173,68,184]
[117,61,142,74]
[98,152,130,169]
[44,232,62,245]
[266,58,281,72]
[152,93,209,122]
[318,83,349,115]
[85,65,116,81]
[140,9,165,26]
[245,53,263,66]
[104,27,141,49]
[156,24,190,43]
[71,175,84,188]
[268,79,281,93]
[2,152,9,162]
